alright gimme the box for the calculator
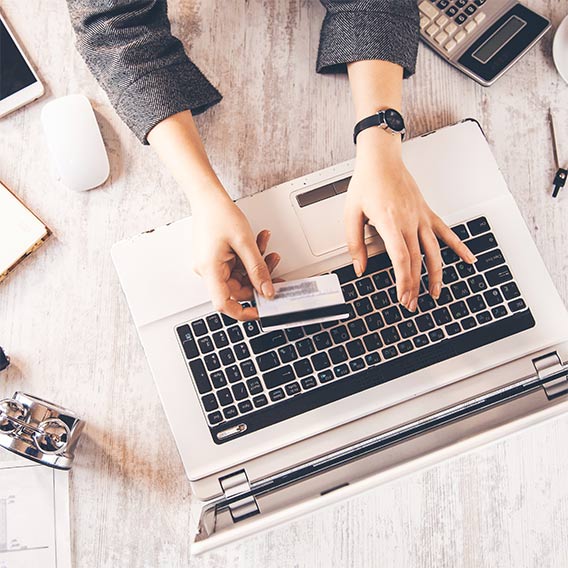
[419,1,550,86]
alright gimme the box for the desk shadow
[92,107,123,189]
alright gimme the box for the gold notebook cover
[0,179,51,283]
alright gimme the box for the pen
[549,109,567,198]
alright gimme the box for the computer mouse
[41,94,110,191]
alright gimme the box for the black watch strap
[353,109,405,144]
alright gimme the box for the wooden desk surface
[1,1,567,566]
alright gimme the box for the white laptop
[111,119,568,555]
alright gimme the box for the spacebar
[263,365,295,389]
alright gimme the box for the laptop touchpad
[291,177,377,257]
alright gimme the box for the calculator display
[472,15,526,64]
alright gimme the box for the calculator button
[426,23,441,36]
[474,11,486,24]
[464,4,477,15]
[420,16,430,30]
[419,1,439,19]
[474,0,486,5]
[465,20,477,33]
[455,30,467,43]
[436,14,449,27]
[455,13,467,25]
[435,31,449,45]
[446,6,458,17]
[445,22,458,36]
[456,0,467,6]
[436,0,449,8]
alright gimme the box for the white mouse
[41,94,110,191]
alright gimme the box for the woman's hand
[191,186,280,320]
[344,131,476,313]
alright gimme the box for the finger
[380,228,412,307]
[204,265,256,320]
[265,252,280,274]
[434,218,477,264]
[256,229,271,257]
[420,226,443,300]
[402,231,422,312]
[344,206,368,277]
[234,236,275,298]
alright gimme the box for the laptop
[111,119,568,555]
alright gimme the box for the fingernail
[353,260,362,277]
[468,252,478,263]
[409,297,418,312]
[261,281,274,298]
[431,282,441,300]
[400,291,410,307]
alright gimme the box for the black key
[416,313,435,332]
[433,307,451,325]
[250,331,286,354]
[342,284,357,301]
[348,319,367,337]
[297,338,315,356]
[177,325,199,359]
[246,377,264,394]
[442,248,459,265]
[317,371,334,383]
[465,4,477,15]
[455,13,467,24]
[501,282,520,300]
[372,271,392,290]
[253,394,268,408]
[485,266,513,287]
[398,340,413,354]
[345,304,357,320]
[356,277,374,296]
[383,306,402,325]
[217,388,233,406]
[243,320,260,337]
[226,365,242,383]
[365,352,381,365]
[475,249,505,272]
[413,334,429,348]
[382,346,398,359]
[231,382,248,401]
[446,6,458,17]
[333,364,350,378]
[380,326,400,345]
[437,0,449,8]
[278,344,298,363]
[223,405,238,419]
[263,365,295,388]
[314,332,332,350]
[354,297,373,316]
[334,264,357,284]
[437,287,453,305]
[451,281,470,300]
[269,388,285,402]
[331,326,350,344]
[363,332,382,351]
[446,322,461,336]
[210,370,227,388]
[475,0,486,5]
[346,339,365,357]
[418,294,436,312]
[221,313,237,326]
[442,266,459,284]
[428,329,445,342]
[240,360,256,377]
[466,294,486,313]
[456,0,467,6]
[465,233,497,255]
[213,331,229,349]
[484,288,504,307]
[238,400,253,413]
[366,252,393,274]
[227,326,244,343]
[206,314,223,331]
[219,348,235,366]
[422,274,430,291]
[303,324,321,335]
[204,353,220,371]
[191,319,208,336]
[476,311,492,324]
[398,320,418,338]
[202,393,218,412]
[492,305,507,319]
[234,342,250,360]
[311,351,331,371]
[456,261,475,279]
[468,275,487,293]
[294,359,313,377]
[329,345,348,364]
[285,382,301,395]
[208,411,223,425]
[365,313,384,331]
[350,358,366,372]
[508,299,526,312]
[452,224,469,240]
[257,351,280,371]
[387,287,398,303]
[371,291,390,309]
[461,316,477,330]
[450,301,469,319]
[400,305,415,319]
[198,336,214,354]
[301,376,318,389]
[285,327,305,341]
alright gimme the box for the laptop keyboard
[176,216,535,443]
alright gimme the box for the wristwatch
[353,108,406,144]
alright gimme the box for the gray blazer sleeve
[66,0,222,144]
[317,0,420,78]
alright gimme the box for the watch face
[384,109,405,132]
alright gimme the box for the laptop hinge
[533,352,568,400]
[218,469,259,522]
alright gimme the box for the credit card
[254,274,350,331]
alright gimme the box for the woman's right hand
[190,186,280,321]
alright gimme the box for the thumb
[345,206,368,277]
[234,235,274,298]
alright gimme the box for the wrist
[186,178,232,208]
[356,126,402,158]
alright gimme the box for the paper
[0,461,71,568]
